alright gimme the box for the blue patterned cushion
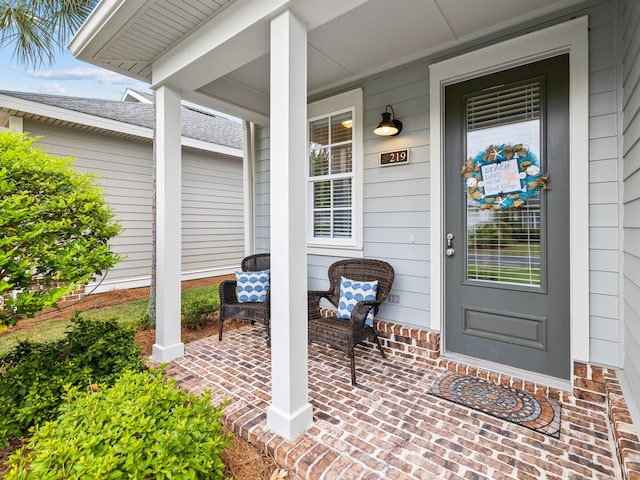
[337,276,378,326]
[236,269,270,303]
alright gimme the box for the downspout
[242,120,256,256]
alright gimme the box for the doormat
[429,372,562,438]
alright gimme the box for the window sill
[306,245,364,258]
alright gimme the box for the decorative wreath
[461,143,550,210]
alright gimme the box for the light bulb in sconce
[374,105,402,136]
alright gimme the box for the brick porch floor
[166,324,630,480]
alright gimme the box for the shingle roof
[0,90,243,150]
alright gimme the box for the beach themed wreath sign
[461,143,550,210]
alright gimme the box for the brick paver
[166,324,630,479]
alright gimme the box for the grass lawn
[0,285,219,356]
[472,244,541,257]
[468,265,541,285]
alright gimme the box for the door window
[465,81,543,287]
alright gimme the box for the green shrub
[5,369,232,480]
[0,314,143,444]
[0,130,121,326]
[181,287,220,330]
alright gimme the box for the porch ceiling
[71,0,585,124]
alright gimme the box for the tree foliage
[0,0,97,67]
[0,130,121,325]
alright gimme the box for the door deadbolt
[446,233,455,257]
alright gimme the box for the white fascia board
[0,94,150,138]
[182,137,242,157]
[121,88,152,103]
[152,0,289,90]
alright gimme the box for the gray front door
[444,55,570,379]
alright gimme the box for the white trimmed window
[307,89,363,255]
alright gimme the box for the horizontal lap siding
[256,62,432,328]
[586,1,623,366]
[360,62,430,325]
[254,2,625,359]
[181,151,244,273]
[254,126,270,253]
[25,121,243,289]
[622,0,640,414]
[25,122,154,285]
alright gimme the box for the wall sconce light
[373,105,402,136]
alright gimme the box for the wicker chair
[308,258,395,385]
[219,253,271,345]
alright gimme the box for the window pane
[333,210,352,238]
[314,181,331,208]
[331,112,352,143]
[467,202,541,285]
[466,81,542,287]
[310,118,329,146]
[308,103,356,242]
[331,144,352,174]
[314,211,331,237]
[333,179,352,207]
[310,148,329,176]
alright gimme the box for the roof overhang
[0,93,243,157]
[70,0,588,125]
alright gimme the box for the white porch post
[152,85,184,362]
[266,10,313,440]
[242,120,255,256]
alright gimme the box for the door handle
[446,233,455,257]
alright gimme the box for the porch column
[242,120,255,256]
[266,10,313,440]
[152,85,184,362]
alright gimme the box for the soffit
[74,0,585,121]
[82,0,237,81]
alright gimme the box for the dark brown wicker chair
[219,253,271,345]
[308,258,395,385]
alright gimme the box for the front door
[444,55,570,379]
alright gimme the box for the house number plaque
[380,149,409,167]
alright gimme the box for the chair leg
[350,351,357,386]
[373,333,386,358]
[218,318,224,341]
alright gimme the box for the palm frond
[0,0,98,68]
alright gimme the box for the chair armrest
[308,290,336,321]
[349,299,380,326]
[308,289,333,298]
[308,290,336,306]
[219,280,238,304]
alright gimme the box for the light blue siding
[586,1,623,366]
[359,61,430,325]
[621,0,640,420]
[25,120,245,289]
[254,125,271,253]
[253,1,626,365]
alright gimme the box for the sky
[0,46,152,101]
[0,45,241,122]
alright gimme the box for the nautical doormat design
[429,372,562,438]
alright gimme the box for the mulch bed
[0,276,285,480]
